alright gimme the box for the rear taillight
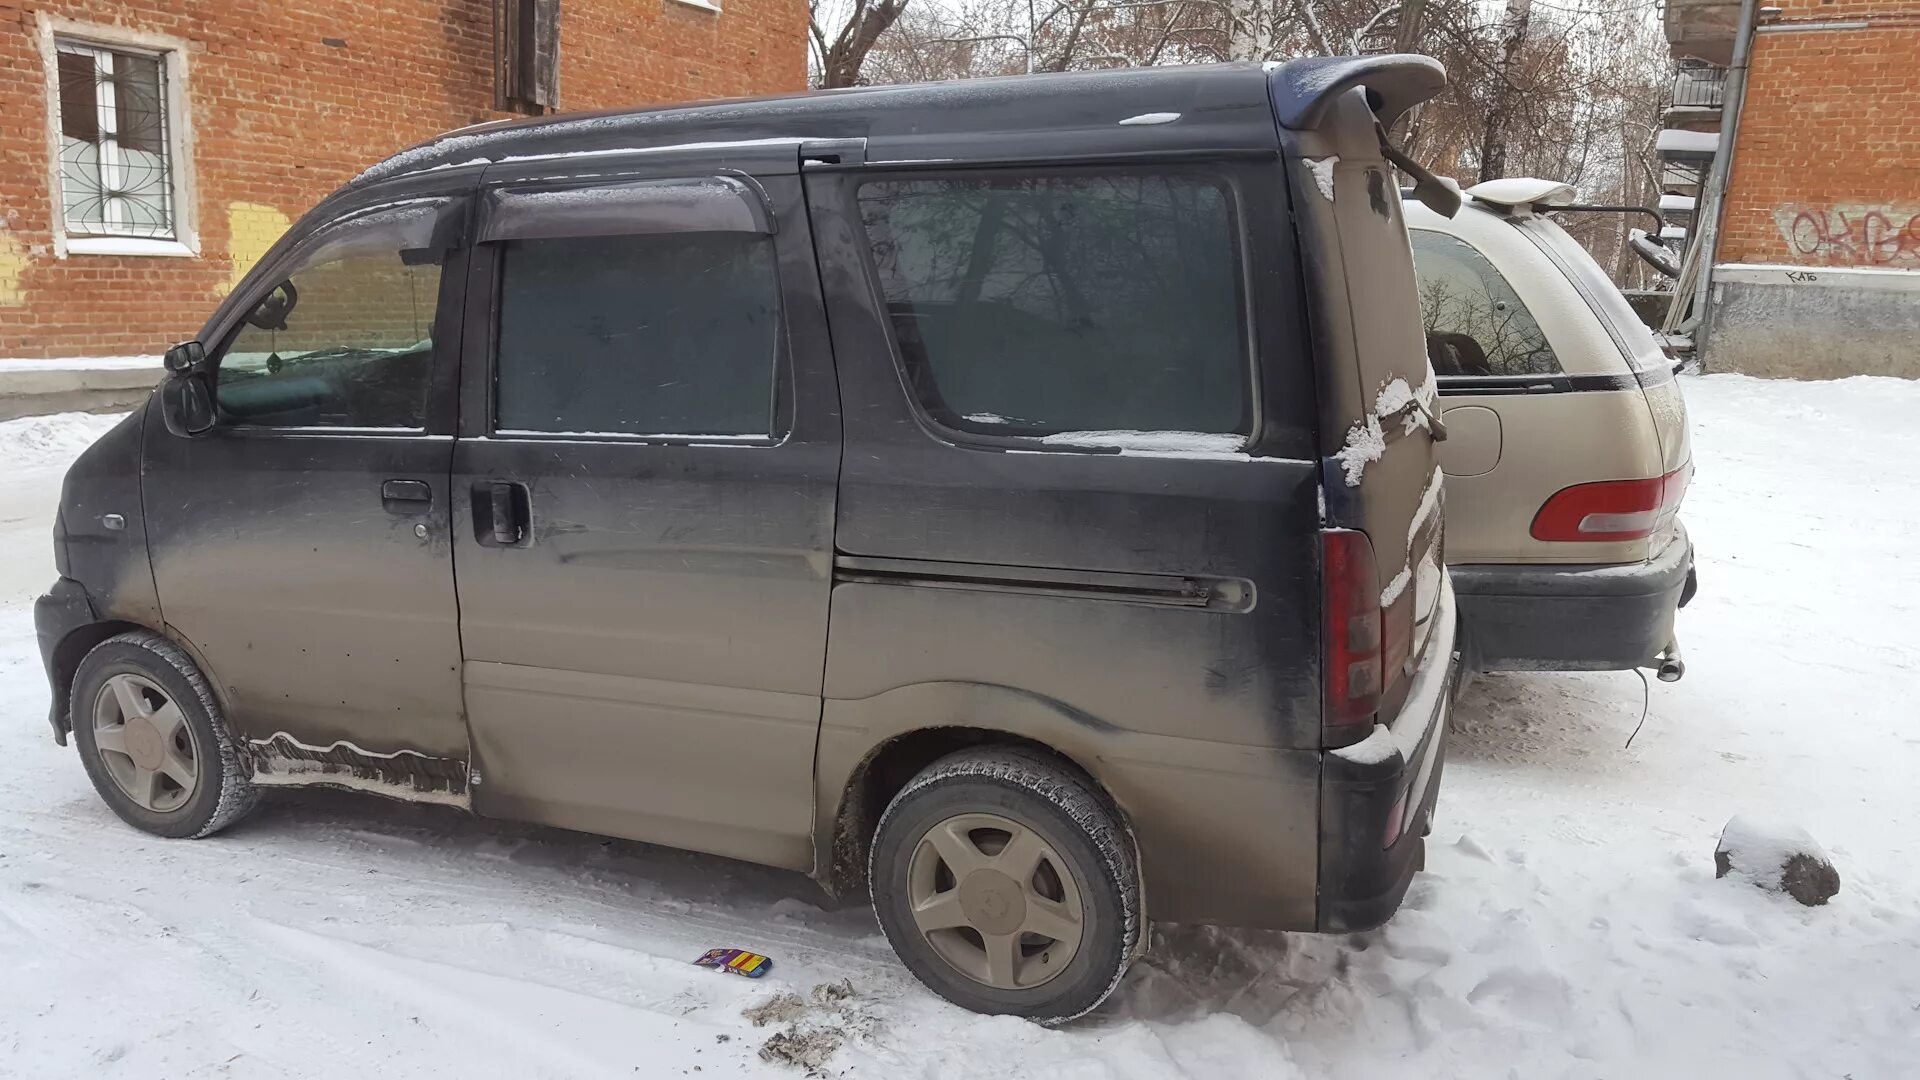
[1323,529,1382,738]
[1531,463,1692,543]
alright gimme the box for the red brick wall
[0,0,806,358]
[1719,4,1920,267]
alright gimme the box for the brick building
[1664,0,1920,378]
[0,0,806,359]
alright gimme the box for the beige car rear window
[1408,229,1561,379]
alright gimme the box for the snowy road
[3,376,1917,1079]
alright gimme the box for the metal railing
[1670,63,1727,108]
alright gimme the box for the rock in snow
[1715,815,1841,906]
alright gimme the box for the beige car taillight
[1531,462,1691,543]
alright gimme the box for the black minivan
[38,57,1461,1021]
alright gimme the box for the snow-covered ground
[3,376,1917,1079]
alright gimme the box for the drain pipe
[1686,0,1761,361]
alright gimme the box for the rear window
[856,172,1250,440]
[1409,229,1560,378]
[1521,217,1673,376]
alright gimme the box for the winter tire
[870,747,1142,1023]
[70,631,258,839]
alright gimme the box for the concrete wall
[0,0,807,359]
[1703,265,1920,379]
[0,358,159,421]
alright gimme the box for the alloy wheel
[905,812,1086,991]
[91,672,200,813]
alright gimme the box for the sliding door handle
[474,480,530,546]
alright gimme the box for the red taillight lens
[1323,529,1382,737]
[1531,463,1691,543]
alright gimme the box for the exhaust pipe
[1654,639,1685,683]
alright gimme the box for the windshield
[1516,216,1671,377]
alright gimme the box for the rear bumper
[1318,575,1460,933]
[1452,525,1694,672]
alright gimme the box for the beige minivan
[1407,179,1695,678]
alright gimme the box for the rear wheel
[869,748,1141,1023]
[70,631,257,839]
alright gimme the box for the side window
[856,172,1250,439]
[493,232,779,437]
[1408,229,1560,378]
[215,206,450,429]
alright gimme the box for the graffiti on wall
[1774,205,1920,267]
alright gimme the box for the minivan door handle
[475,480,530,546]
[380,479,433,515]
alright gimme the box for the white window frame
[37,16,199,259]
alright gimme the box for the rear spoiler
[1270,55,1459,218]
[1271,54,1447,131]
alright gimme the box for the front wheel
[869,748,1142,1023]
[70,631,258,839]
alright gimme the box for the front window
[1409,229,1560,378]
[213,205,452,430]
[54,39,176,241]
[856,172,1251,441]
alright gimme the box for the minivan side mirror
[163,339,205,374]
[160,369,217,436]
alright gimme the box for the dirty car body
[38,59,1460,1018]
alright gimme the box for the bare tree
[849,0,1673,284]
[811,0,914,88]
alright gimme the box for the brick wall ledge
[1715,264,1920,290]
[0,357,161,422]
[1756,12,1920,30]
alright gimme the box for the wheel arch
[47,619,146,742]
[814,682,1139,907]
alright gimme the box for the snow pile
[1332,413,1384,485]
[1305,156,1338,203]
[2,375,1920,1078]
[1379,564,1412,606]
[0,355,160,373]
[1655,128,1720,154]
[0,411,127,471]
[1334,375,1438,486]
[1716,815,1841,905]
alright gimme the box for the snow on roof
[1656,128,1721,154]
[1661,225,1689,239]
[1660,194,1698,211]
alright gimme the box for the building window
[54,39,177,243]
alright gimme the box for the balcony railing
[1671,63,1727,108]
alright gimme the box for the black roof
[356,64,1278,185]
[353,56,1446,186]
